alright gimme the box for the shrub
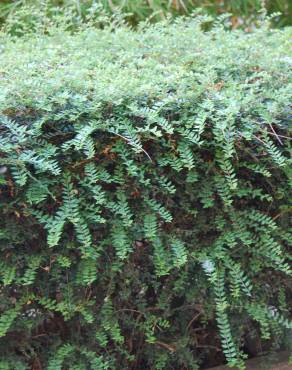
[0,0,292,30]
[0,16,291,369]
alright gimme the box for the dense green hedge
[0,0,292,30]
[0,17,291,369]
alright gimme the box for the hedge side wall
[0,18,291,370]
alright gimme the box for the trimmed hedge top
[0,17,291,370]
[0,18,291,109]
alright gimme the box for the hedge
[0,16,291,370]
[1,0,292,31]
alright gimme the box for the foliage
[0,15,291,369]
[0,0,291,34]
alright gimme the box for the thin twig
[32,333,47,339]
[272,208,292,221]
[186,312,202,331]
[116,308,146,316]
[268,123,283,145]
[155,340,176,352]
[267,130,291,141]
[110,131,153,162]
[196,344,221,351]
[252,134,266,145]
